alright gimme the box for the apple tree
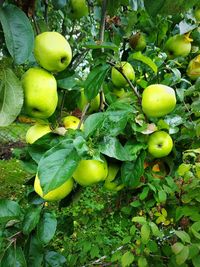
[0,0,200,266]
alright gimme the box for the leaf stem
[77,103,90,129]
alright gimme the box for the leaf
[0,69,23,126]
[176,246,189,265]
[121,251,135,267]
[132,216,147,224]
[26,235,44,267]
[1,246,27,267]
[172,242,184,255]
[57,74,79,90]
[37,140,80,195]
[73,136,89,157]
[158,190,167,203]
[138,256,148,267]
[0,4,34,64]
[84,112,105,138]
[192,256,200,267]
[84,41,118,51]
[141,223,150,244]
[175,230,191,244]
[44,251,66,267]
[22,205,42,235]
[139,187,149,200]
[129,52,158,74]
[121,150,146,187]
[0,199,21,223]
[124,141,147,161]
[37,212,57,245]
[84,64,110,101]
[149,221,163,238]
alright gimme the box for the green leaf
[141,223,150,244]
[0,4,34,64]
[158,190,167,203]
[90,245,100,259]
[26,235,44,267]
[22,206,42,235]
[0,199,21,223]
[84,41,118,51]
[132,216,147,224]
[121,251,135,267]
[57,74,79,90]
[175,230,191,244]
[192,255,200,267]
[37,212,57,245]
[176,246,189,265]
[73,136,89,157]
[149,221,163,238]
[1,246,27,267]
[129,52,158,74]
[84,64,110,101]
[0,69,23,126]
[139,187,149,200]
[124,141,147,161]
[172,242,184,255]
[138,256,148,267]
[84,112,105,138]
[37,140,80,195]
[44,251,66,267]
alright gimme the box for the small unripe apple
[186,54,200,80]
[165,34,193,59]
[142,84,176,117]
[63,115,83,130]
[111,61,135,88]
[26,124,51,144]
[129,32,146,51]
[70,0,89,19]
[194,8,200,22]
[34,31,72,72]
[148,131,173,158]
[77,89,100,114]
[22,68,58,119]
[34,174,74,201]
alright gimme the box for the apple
[194,8,200,21]
[70,0,89,19]
[142,84,176,117]
[34,174,74,201]
[129,32,146,51]
[148,131,173,158]
[22,68,58,119]
[165,34,193,59]
[63,115,83,130]
[34,31,72,72]
[111,88,126,98]
[111,61,135,88]
[104,162,124,191]
[73,157,108,186]
[77,89,100,114]
[186,54,200,80]
[26,124,51,144]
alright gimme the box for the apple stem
[77,103,90,130]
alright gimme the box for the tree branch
[77,103,90,129]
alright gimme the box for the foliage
[0,0,200,266]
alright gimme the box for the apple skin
[34,174,74,201]
[186,54,200,80]
[26,124,51,144]
[142,84,176,118]
[22,68,58,119]
[165,34,192,59]
[73,157,108,186]
[77,89,100,114]
[34,32,72,72]
[70,0,89,19]
[111,61,135,88]
[104,162,124,191]
[148,131,173,158]
[129,32,146,51]
[63,115,83,130]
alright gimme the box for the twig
[32,15,40,35]
[44,0,48,24]
[77,103,90,129]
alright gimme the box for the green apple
[34,174,74,201]
[63,115,83,130]
[111,61,135,88]
[70,0,89,19]
[73,157,108,186]
[77,89,100,114]
[104,162,124,191]
[194,8,200,21]
[34,31,72,72]
[26,124,51,144]
[22,68,58,119]
[165,33,193,59]
[186,54,200,80]
[148,131,173,158]
[142,84,176,117]
[129,32,146,51]
[111,88,126,98]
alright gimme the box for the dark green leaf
[0,199,21,223]
[73,136,89,157]
[44,251,66,267]
[57,74,79,90]
[84,112,105,138]
[129,52,158,73]
[84,64,110,101]
[1,246,27,267]
[26,235,44,267]
[139,187,149,200]
[84,41,118,51]
[124,141,147,161]
[37,212,57,245]
[0,4,34,64]
[0,69,23,126]
[22,206,42,235]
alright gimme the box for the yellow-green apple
[77,89,100,114]
[165,33,193,59]
[70,0,89,19]
[73,157,108,186]
[129,32,146,51]
[26,124,51,144]
[111,88,126,98]
[22,68,58,119]
[148,131,173,158]
[186,54,200,80]
[34,174,74,201]
[104,162,124,191]
[34,31,72,72]
[63,115,83,130]
[111,61,135,87]
[142,84,176,117]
